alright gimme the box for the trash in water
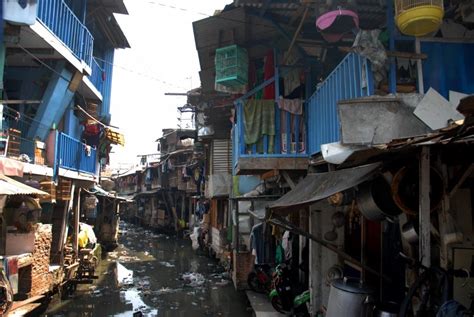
[154,287,179,295]
[137,279,151,291]
[118,255,140,262]
[116,262,134,286]
[215,279,229,286]
[159,261,175,268]
[181,272,205,287]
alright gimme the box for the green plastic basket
[215,45,248,87]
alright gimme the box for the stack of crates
[7,128,21,157]
[57,178,72,201]
[215,45,248,87]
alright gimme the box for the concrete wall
[309,201,345,314]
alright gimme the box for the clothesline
[74,105,120,130]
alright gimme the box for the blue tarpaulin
[421,41,474,99]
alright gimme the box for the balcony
[90,57,104,94]
[233,100,308,175]
[54,131,97,175]
[37,0,94,68]
[307,52,374,154]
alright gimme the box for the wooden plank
[338,46,428,60]
[68,71,83,92]
[449,164,474,199]
[281,171,296,190]
[10,295,44,311]
[236,157,308,175]
[419,146,431,267]
[11,303,41,316]
[0,100,42,104]
[8,303,42,316]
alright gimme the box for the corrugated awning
[84,186,133,202]
[0,174,49,196]
[134,189,161,198]
[269,162,381,211]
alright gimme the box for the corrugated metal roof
[269,162,381,211]
[0,175,49,196]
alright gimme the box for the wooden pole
[284,6,310,64]
[360,214,367,281]
[415,38,424,93]
[235,200,240,251]
[73,187,81,259]
[419,146,431,267]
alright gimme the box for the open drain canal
[43,222,251,316]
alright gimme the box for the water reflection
[43,222,250,317]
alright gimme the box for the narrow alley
[2,0,474,316]
[43,222,250,317]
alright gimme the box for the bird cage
[395,0,444,36]
[215,45,248,87]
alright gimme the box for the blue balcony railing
[90,57,104,93]
[37,0,94,68]
[233,100,307,169]
[307,52,374,154]
[54,131,97,175]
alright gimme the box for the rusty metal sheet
[269,162,381,210]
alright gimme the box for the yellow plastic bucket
[396,5,443,36]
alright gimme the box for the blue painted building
[0,3,129,311]
[1,0,129,177]
[192,0,474,311]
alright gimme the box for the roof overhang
[268,162,381,212]
[0,174,50,197]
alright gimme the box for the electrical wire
[18,28,190,91]
[16,44,72,82]
[2,104,52,131]
[92,56,189,91]
[141,0,275,29]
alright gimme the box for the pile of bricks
[30,224,53,296]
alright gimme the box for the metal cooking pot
[326,277,374,317]
[401,221,419,244]
[374,302,399,317]
[357,177,402,222]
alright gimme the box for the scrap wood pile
[30,224,52,296]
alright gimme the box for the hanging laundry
[282,52,302,96]
[278,98,303,115]
[275,242,284,264]
[282,231,293,261]
[243,100,275,145]
[249,223,265,264]
[263,50,275,99]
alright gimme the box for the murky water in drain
[43,222,251,316]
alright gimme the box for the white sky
[109,0,229,168]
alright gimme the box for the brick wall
[232,251,254,290]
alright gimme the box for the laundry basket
[394,0,443,36]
